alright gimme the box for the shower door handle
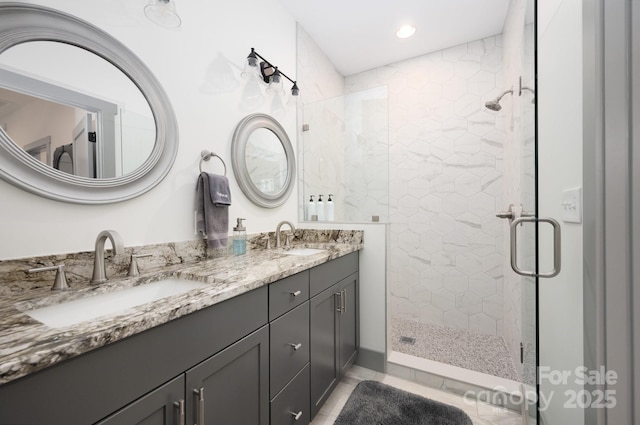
[510,216,561,278]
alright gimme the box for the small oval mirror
[231,114,295,208]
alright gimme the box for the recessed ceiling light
[396,24,416,39]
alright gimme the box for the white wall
[0,0,298,260]
[537,0,584,423]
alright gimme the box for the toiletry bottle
[306,195,316,221]
[326,194,335,221]
[233,218,246,255]
[317,195,325,221]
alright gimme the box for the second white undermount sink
[21,278,206,329]
[281,248,326,256]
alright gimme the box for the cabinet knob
[289,410,303,421]
[289,342,302,351]
[288,290,302,297]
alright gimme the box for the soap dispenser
[317,195,325,221]
[233,218,247,255]
[306,195,317,221]
[326,194,335,221]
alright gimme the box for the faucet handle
[28,264,70,291]
[128,254,152,277]
[285,233,294,247]
[261,235,272,250]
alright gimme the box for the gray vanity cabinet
[0,286,268,425]
[0,252,359,425]
[309,284,340,418]
[309,252,359,419]
[268,270,311,425]
[185,325,270,425]
[338,274,359,376]
[96,375,185,425]
[97,326,270,425]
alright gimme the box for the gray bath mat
[335,380,473,425]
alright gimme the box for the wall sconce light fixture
[245,48,300,97]
[144,0,182,30]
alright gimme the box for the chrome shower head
[484,100,503,111]
[484,89,514,112]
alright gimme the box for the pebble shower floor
[391,317,519,381]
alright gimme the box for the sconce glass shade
[202,53,238,94]
[247,49,258,67]
[240,75,265,111]
[266,68,284,96]
[270,68,281,84]
[271,91,286,119]
[144,0,181,29]
[241,59,260,80]
[291,82,299,96]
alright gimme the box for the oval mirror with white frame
[0,3,178,204]
[231,114,295,208]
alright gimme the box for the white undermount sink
[22,278,206,329]
[281,248,326,256]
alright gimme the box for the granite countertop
[0,239,362,386]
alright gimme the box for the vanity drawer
[269,270,309,320]
[270,301,310,396]
[310,252,358,297]
[270,364,310,425]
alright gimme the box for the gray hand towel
[196,172,231,250]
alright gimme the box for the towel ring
[199,150,227,175]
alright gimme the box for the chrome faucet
[275,221,296,248]
[91,230,124,284]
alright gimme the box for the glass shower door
[497,1,563,423]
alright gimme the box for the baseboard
[355,348,386,373]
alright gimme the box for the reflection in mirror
[245,128,287,195]
[0,41,155,179]
[231,113,295,208]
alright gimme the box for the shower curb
[387,351,536,416]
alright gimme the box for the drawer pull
[289,410,303,421]
[289,342,302,350]
[193,387,205,425]
[288,290,302,297]
[173,400,185,425]
[342,289,347,313]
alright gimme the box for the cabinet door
[309,285,339,419]
[185,325,269,425]
[96,375,185,425]
[338,273,359,376]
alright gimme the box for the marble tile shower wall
[345,35,506,335]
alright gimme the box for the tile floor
[310,365,523,425]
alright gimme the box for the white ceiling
[278,0,511,76]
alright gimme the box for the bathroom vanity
[0,240,360,425]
